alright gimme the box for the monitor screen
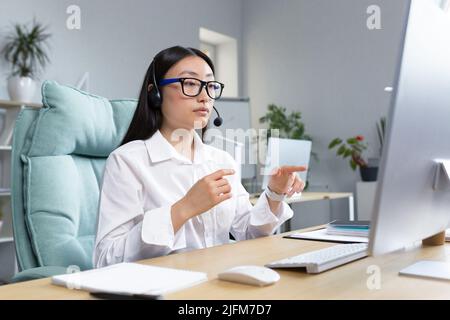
[369,0,450,256]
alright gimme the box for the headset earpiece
[149,60,162,108]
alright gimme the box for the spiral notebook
[52,263,208,298]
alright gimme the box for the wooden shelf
[0,188,11,197]
[0,99,42,109]
[0,100,18,281]
[0,237,13,244]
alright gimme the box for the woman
[93,46,306,268]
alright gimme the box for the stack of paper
[326,220,370,237]
[52,262,208,298]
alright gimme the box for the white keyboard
[266,243,368,274]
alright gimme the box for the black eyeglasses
[159,77,225,99]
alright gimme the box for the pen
[327,219,337,226]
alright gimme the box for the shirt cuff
[141,206,177,248]
[249,191,294,227]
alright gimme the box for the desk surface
[0,226,449,300]
[249,192,353,205]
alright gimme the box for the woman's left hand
[268,165,307,197]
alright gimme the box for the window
[200,42,217,66]
[199,27,238,97]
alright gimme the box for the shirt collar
[144,129,213,164]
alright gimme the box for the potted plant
[0,207,3,234]
[366,116,387,168]
[328,135,378,181]
[259,104,318,161]
[1,20,51,102]
[259,104,317,189]
[376,116,386,157]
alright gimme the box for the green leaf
[343,149,352,158]
[1,20,51,78]
[337,145,346,156]
[350,159,357,170]
[260,104,313,141]
[377,116,387,154]
[347,138,358,145]
[328,138,342,149]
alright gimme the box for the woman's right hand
[180,169,235,219]
[171,169,235,229]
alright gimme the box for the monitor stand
[399,230,449,281]
[422,231,446,246]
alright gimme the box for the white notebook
[52,263,208,297]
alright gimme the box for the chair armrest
[10,266,69,283]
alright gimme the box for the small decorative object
[0,208,3,234]
[1,20,51,102]
[328,135,378,181]
[376,116,387,156]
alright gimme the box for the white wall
[0,0,244,101]
[242,0,410,227]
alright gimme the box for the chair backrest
[11,81,136,271]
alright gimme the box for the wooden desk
[250,192,355,231]
[0,226,450,300]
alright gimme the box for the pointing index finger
[281,165,307,174]
[209,169,235,180]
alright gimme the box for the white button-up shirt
[93,130,293,268]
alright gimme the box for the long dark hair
[121,46,215,146]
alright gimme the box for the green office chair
[10,81,136,282]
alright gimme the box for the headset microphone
[212,106,223,127]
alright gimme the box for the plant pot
[7,76,37,102]
[360,166,378,182]
[368,157,380,167]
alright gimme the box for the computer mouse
[217,265,280,286]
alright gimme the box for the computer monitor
[369,0,450,260]
[261,137,311,190]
